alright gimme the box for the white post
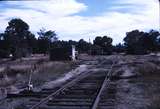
[72,45,76,61]
[28,71,33,91]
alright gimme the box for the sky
[0,0,159,44]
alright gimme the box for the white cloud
[0,0,159,44]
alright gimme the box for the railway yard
[0,54,160,109]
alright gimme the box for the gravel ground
[115,76,160,109]
[0,54,160,109]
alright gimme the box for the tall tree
[94,36,103,47]
[38,28,57,42]
[3,18,36,58]
[37,28,57,54]
[77,39,90,53]
[124,30,145,54]
[93,36,113,54]
[148,30,160,51]
[0,33,9,58]
[124,29,160,54]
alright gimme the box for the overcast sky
[0,0,159,44]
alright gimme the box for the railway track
[4,61,116,109]
[23,62,116,109]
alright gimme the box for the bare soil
[0,54,160,109]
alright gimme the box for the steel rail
[91,62,114,109]
[29,70,92,109]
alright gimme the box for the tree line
[0,18,160,59]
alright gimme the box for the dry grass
[30,61,76,87]
[0,55,77,92]
[138,62,160,76]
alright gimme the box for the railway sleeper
[29,98,93,102]
[46,101,92,106]
[7,93,48,98]
[72,84,101,87]
[98,106,115,109]
[81,78,106,81]
[46,98,94,102]
[56,96,95,100]
[78,81,103,84]
[27,99,92,106]
[69,86,101,90]
[64,90,96,95]
[78,78,105,81]
[38,105,90,109]
[77,82,102,85]
[84,75,107,79]
[78,84,102,88]
[57,94,95,98]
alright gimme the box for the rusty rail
[91,62,114,109]
[29,70,91,109]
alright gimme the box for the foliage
[37,28,57,42]
[93,36,113,55]
[124,30,160,54]
[2,18,36,58]
[37,28,57,54]
[1,18,160,59]
[113,43,125,53]
[77,39,91,53]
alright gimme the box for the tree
[93,36,113,54]
[77,39,90,53]
[3,18,36,58]
[101,36,113,54]
[94,36,102,47]
[37,28,57,42]
[113,43,125,53]
[124,30,145,54]
[147,30,160,51]
[26,32,37,54]
[37,28,58,54]
[124,29,160,54]
[0,33,9,58]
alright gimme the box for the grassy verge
[0,59,77,92]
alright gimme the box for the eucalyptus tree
[37,28,57,54]
[3,18,36,58]
[93,36,113,55]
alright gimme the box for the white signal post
[72,45,76,61]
